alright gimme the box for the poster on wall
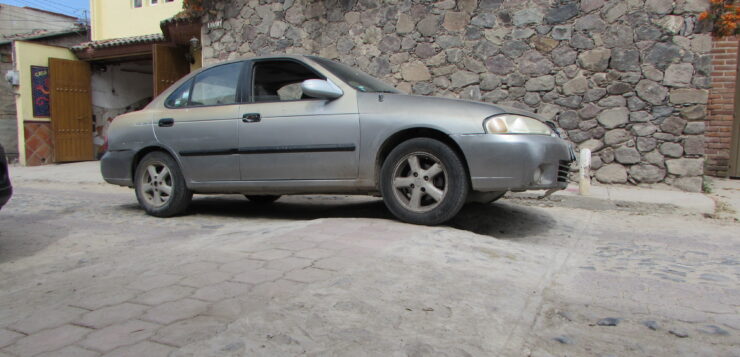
[31,66,50,118]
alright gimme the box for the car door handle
[242,113,261,123]
[158,118,174,127]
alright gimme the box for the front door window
[251,60,324,103]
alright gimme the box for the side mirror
[301,79,343,100]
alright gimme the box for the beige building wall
[90,0,184,41]
[0,5,78,38]
[13,41,76,165]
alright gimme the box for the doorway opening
[90,59,153,158]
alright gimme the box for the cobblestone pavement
[0,181,738,356]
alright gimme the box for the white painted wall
[91,61,153,156]
[92,62,152,109]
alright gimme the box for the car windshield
[309,56,401,94]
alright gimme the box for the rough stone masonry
[200,0,712,192]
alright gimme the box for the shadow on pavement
[185,195,555,240]
[451,202,556,239]
[188,195,391,221]
[0,214,70,263]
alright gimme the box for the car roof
[206,54,318,67]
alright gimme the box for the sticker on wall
[31,66,50,118]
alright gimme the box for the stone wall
[201,0,712,191]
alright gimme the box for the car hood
[357,92,547,123]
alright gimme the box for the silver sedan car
[101,55,575,225]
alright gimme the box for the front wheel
[380,138,469,225]
[134,151,192,217]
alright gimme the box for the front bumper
[100,150,135,187]
[452,134,575,192]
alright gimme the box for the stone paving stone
[142,299,209,325]
[232,268,283,284]
[127,273,182,291]
[78,320,158,353]
[9,305,88,334]
[318,240,357,252]
[352,238,396,250]
[271,240,317,251]
[313,257,357,271]
[294,248,337,260]
[36,345,100,357]
[168,261,219,275]
[284,268,335,283]
[73,288,140,311]
[250,279,306,298]
[192,281,252,302]
[6,324,91,356]
[179,271,231,288]
[249,249,293,261]
[102,341,173,357]
[132,285,195,306]
[77,303,149,329]
[301,231,337,242]
[0,329,23,349]
[265,257,313,272]
[263,233,302,244]
[336,245,378,259]
[151,316,227,347]
[219,258,264,274]
[206,298,244,319]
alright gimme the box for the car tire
[380,138,469,225]
[134,151,192,217]
[245,195,281,204]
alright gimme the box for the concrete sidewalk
[517,183,718,216]
[8,160,105,185]
[9,160,740,219]
[710,178,740,221]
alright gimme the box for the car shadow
[186,195,555,240]
[450,202,556,239]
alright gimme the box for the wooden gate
[153,44,189,97]
[49,58,94,163]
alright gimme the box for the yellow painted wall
[13,41,76,165]
[90,0,184,41]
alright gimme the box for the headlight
[483,114,553,135]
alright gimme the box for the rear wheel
[134,151,192,217]
[245,195,281,204]
[380,138,469,225]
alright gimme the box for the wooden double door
[48,44,190,163]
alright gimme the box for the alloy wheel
[139,162,172,208]
[391,152,448,213]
